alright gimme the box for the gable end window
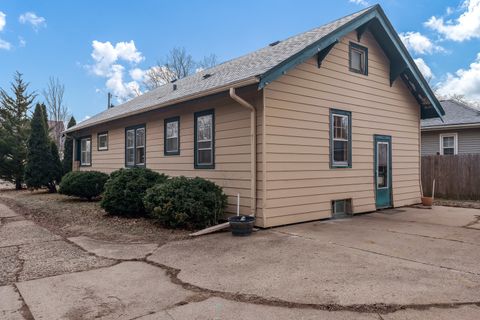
[125,125,146,167]
[194,109,215,169]
[440,133,458,155]
[97,132,108,151]
[79,137,92,166]
[330,109,352,168]
[164,117,180,155]
[349,42,368,75]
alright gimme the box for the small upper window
[440,133,457,155]
[125,125,146,167]
[80,137,91,166]
[164,117,180,155]
[349,42,368,75]
[330,109,352,168]
[97,132,108,151]
[194,109,214,169]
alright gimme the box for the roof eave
[421,122,480,131]
[65,77,259,134]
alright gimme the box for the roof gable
[258,4,444,120]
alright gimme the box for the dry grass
[0,189,189,244]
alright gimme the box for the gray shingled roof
[66,7,370,133]
[421,100,480,128]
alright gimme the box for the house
[422,100,480,155]
[65,4,444,228]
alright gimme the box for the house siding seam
[421,128,480,155]
[77,87,265,220]
[263,31,421,227]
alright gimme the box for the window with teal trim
[330,109,352,168]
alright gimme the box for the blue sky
[1,0,480,122]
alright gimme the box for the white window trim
[98,133,108,151]
[439,133,458,155]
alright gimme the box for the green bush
[100,168,168,216]
[144,176,228,229]
[59,171,109,200]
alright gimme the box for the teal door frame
[374,135,392,209]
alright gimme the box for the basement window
[331,199,352,219]
[349,42,368,75]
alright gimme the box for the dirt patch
[434,199,480,209]
[0,190,189,244]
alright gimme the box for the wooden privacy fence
[421,155,480,200]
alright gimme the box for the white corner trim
[439,132,458,155]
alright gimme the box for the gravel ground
[0,190,189,244]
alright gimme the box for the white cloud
[425,0,480,41]
[414,58,434,80]
[349,0,369,6]
[129,68,146,81]
[82,115,91,121]
[436,53,480,101]
[399,32,445,55]
[0,38,11,50]
[0,11,6,32]
[88,40,145,101]
[19,12,46,31]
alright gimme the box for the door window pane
[80,138,91,165]
[377,142,388,188]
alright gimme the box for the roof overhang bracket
[390,62,408,87]
[317,40,338,68]
[356,21,372,42]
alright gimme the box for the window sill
[194,164,215,169]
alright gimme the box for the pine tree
[48,140,62,192]
[62,116,76,175]
[0,72,35,189]
[24,103,52,190]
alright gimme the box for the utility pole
[107,92,114,109]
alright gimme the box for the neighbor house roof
[421,100,480,130]
[67,4,443,134]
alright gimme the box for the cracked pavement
[1,202,480,319]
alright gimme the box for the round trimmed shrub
[59,171,109,200]
[100,168,168,216]
[144,176,228,229]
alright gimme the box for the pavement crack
[13,284,35,320]
[463,215,480,229]
[141,258,480,314]
[331,242,480,276]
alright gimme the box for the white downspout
[229,88,256,218]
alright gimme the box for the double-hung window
[79,137,91,166]
[440,133,457,155]
[125,125,146,167]
[349,42,368,75]
[164,117,180,155]
[97,132,108,151]
[194,109,214,169]
[330,109,352,168]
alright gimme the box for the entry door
[374,135,392,209]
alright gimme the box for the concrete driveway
[1,202,480,319]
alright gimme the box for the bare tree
[197,54,218,71]
[144,48,218,90]
[42,77,69,155]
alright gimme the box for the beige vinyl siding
[78,87,264,219]
[263,31,421,227]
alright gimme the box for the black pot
[228,215,255,236]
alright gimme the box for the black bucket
[228,215,255,236]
